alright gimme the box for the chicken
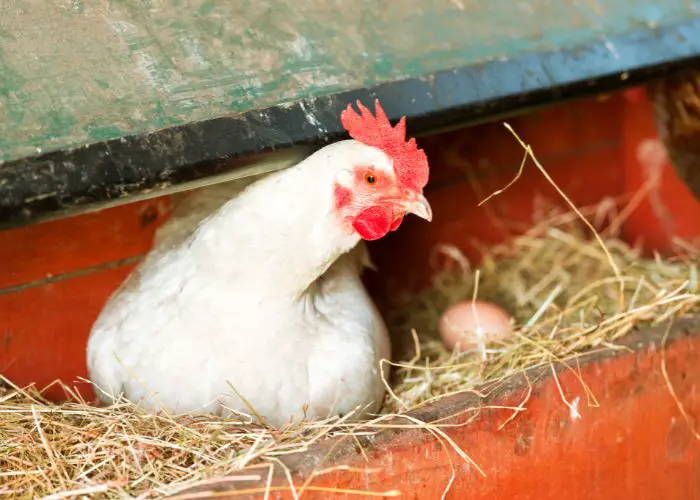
[86,100,432,427]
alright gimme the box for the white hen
[86,100,432,427]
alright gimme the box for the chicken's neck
[191,158,360,300]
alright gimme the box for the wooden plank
[0,0,694,163]
[0,197,169,290]
[419,94,625,188]
[2,1,700,227]
[170,317,700,499]
[0,263,137,402]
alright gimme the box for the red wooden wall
[0,88,698,401]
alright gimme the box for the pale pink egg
[438,300,513,352]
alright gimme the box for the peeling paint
[290,36,314,60]
[299,100,326,133]
[570,396,582,421]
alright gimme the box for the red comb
[340,99,429,192]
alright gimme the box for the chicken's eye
[364,173,377,185]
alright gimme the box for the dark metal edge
[3,18,700,228]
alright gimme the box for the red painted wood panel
[0,263,137,400]
[0,198,170,290]
[423,94,624,187]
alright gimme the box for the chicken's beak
[402,193,433,222]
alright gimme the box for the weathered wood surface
[2,0,700,226]
[171,317,700,499]
[2,0,700,163]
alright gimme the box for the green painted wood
[0,0,698,164]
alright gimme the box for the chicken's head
[333,99,432,241]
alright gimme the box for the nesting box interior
[1,87,699,499]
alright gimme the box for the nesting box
[1,2,700,498]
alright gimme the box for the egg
[438,300,513,352]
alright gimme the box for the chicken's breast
[87,171,388,427]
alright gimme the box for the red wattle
[352,206,393,241]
